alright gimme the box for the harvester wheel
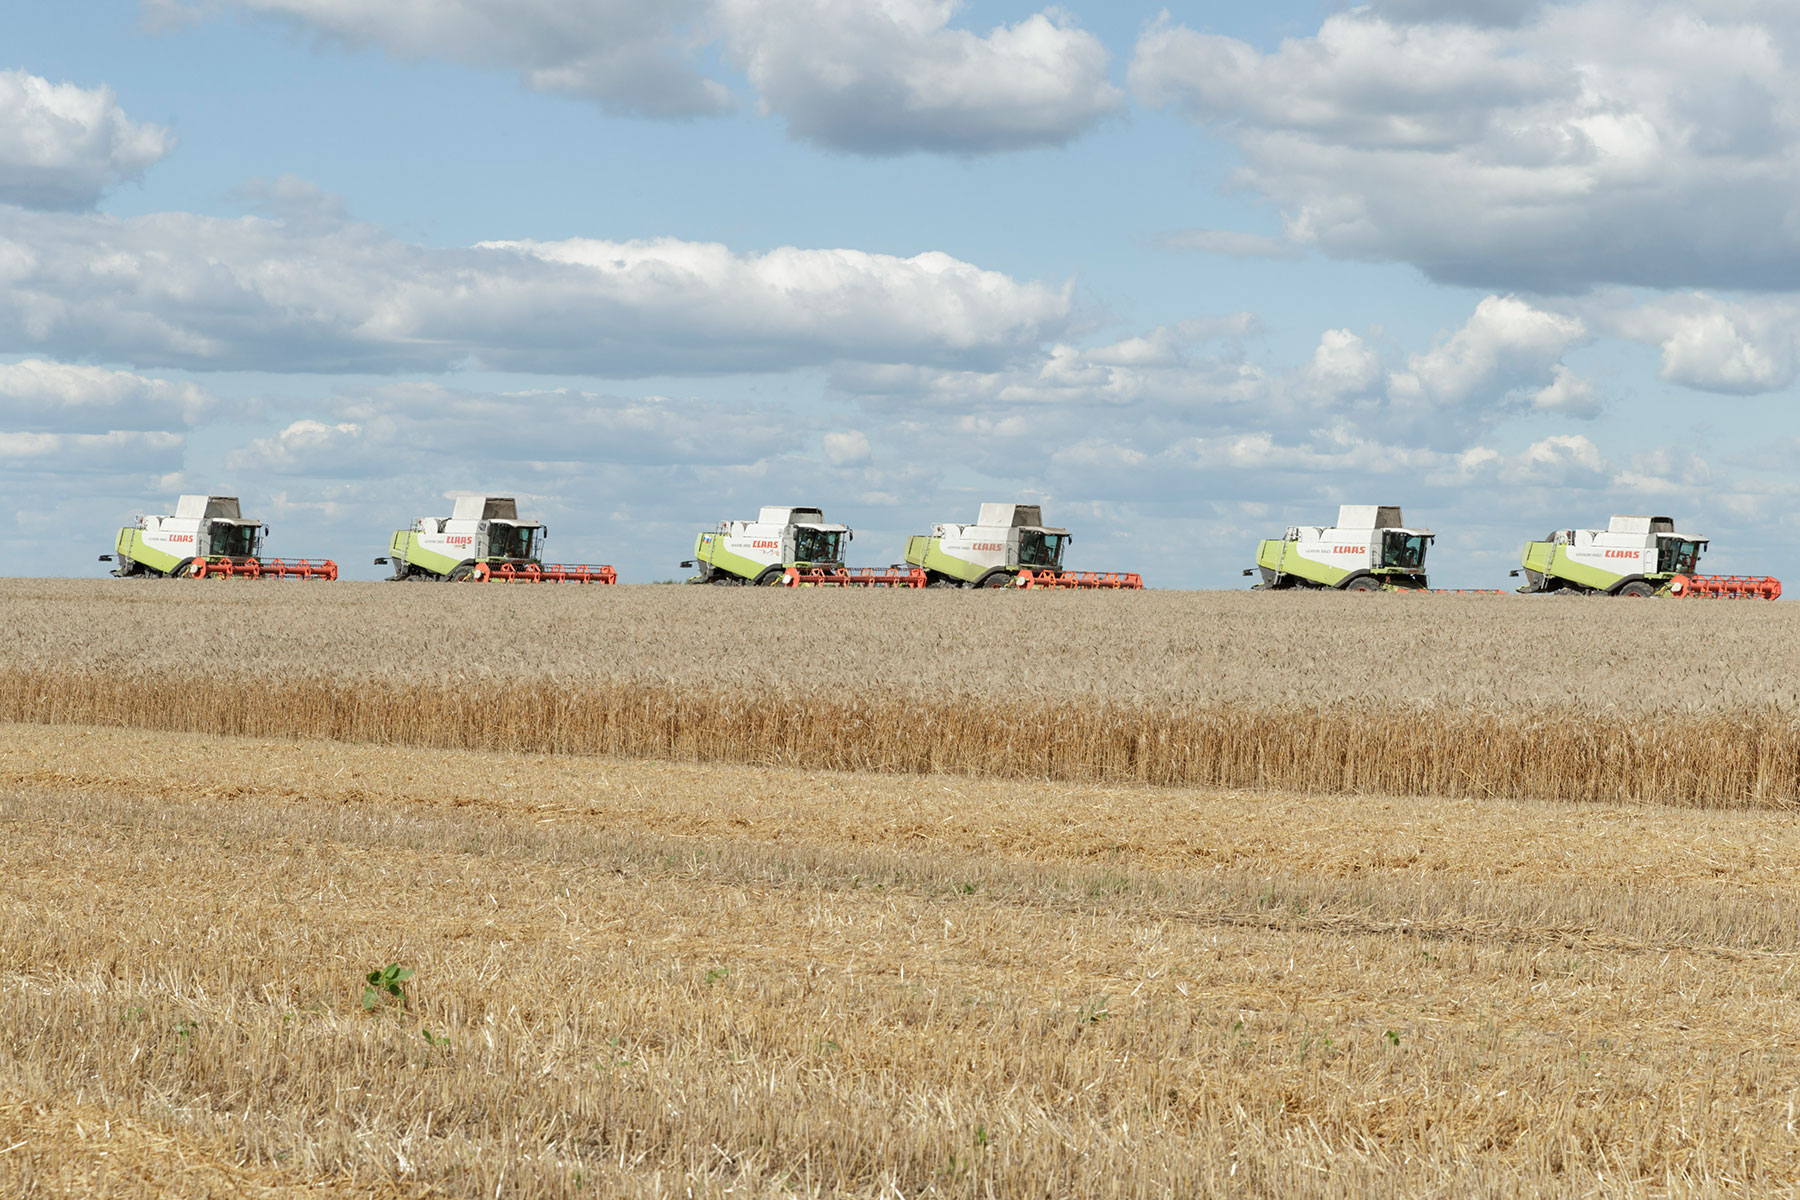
[448,564,473,582]
[1616,580,1656,598]
[978,572,1012,589]
[1343,575,1383,592]
[755,567,788,587]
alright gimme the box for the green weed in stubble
[361,962,413,1013]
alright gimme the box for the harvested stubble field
[5,580,1800,1195]
[4,725,1800,1196]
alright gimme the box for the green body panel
[1521,542,1648,592]
[390,531,464,577]
[903,535,995,583]
[1255,539,1351,587]
[693,532,771,582]
[115,529,183,574]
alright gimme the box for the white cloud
[191,0,1120,153]
[0,429,183,474]
[1512,432,1609,486]
[1131,3,1800,290]
[823,430,871,465]
[1386,296,1587,411]
[721,0,1122,153]
[1591,291,1799,393]
[226,419,366,474]
[0,205,1071,374]
[236,383,805,475]
[1305,329,1383,396]
[0,359,223,431]
[1373,0,1543,28]
[1529,363,1603,417]
[0,71,173,210]
[199,0,730,117]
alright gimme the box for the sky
[3,0,1799,587]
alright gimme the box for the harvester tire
[978,571,1012,589]
[448,564,473,582]
[1616,580,1656,598]
[1343,575,1383,592]
[754,567,788,587]
[173,558,198,579]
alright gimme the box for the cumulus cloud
[1131,3,1800,290]
[195,0,730,117]
[226,419,369,475]
[1373,0,1543,27]
[0,71,173,210]
[0,359,223,431]
[1593,292,1800,393]
[823,430,872,465]
[0,205,1071,374]
[0,429,183,474]
[721,0,1122,153]
[1529,364,1603,417]
[1386,295,1588,413]
[188,0,1120,153]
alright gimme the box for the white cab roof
[758,506,826,525]
[174,495,243,520]
[452,495,520,521]
[1607,515,1675,535]
[976,502,1043,528]
[1336,505,1404,529]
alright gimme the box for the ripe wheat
[4,580,1799,806]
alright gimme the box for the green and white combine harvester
[1514,515,1780,599]
[683,506,871,585]
[1250,505,1433,591]
[684,502,1144,587]
[377,495,616,583]
[903,503,1142,588]
[100,494,338,580]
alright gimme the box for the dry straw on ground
[4,725,1800,1197]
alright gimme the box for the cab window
[1018,532,1067,568]
[1657,538,1703,575]
[489,525,540,561]
[1381,532,1429,570]
[794,529,842,563]
[210,524,260,558]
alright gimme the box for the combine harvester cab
[1515,515,1779,599]
[684,506,884,585]
[101,495,338,580]
[903,502,1142,589]
[378,495,616,583]
[1250,505,1433,592]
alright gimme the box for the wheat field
[4,580,1799,807]
[5,580,1799,1195]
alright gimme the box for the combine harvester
[1514,515,1780,599]
[682,506,923,585]
[1249,505,1433,591]
[101,495,337,580]
[377,495,615,583]
[903,503,1142,588]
